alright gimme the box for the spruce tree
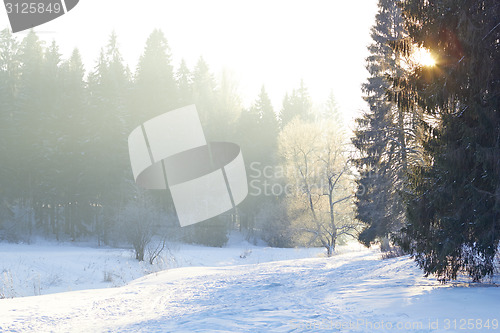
[234,86,282,241]
[35,40,62,236]
[279,79,312,128]
[397,0,500,282]
[352,0,408,247]
[182,58,231,246]
[87,32,131,243]
[255,86,279,164]
[322,91,342,125]
[133,29,177,125]
[14,30,45,236]
[176,59,193,107]
[55,48,88,239]
[0,29,19,206]
[191,56,217,137]
[214,69,241,141]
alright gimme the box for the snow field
[0,239,498,332]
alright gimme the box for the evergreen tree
[235,86,281,240]
[214,69,241,141]
[235,86,278,166]
[255,86,279,163]
[133,29,177,125]
[176,59,192,107]
[322,90,342,125]
[13,30,46,236]
[279,79,312,128]
[182,58,232,246]
[54,48,88,239]
[87,32,131,243]
[191,56,217,137]
[34,40,63,235]
[397,0,500,282]
[352,0,409,247]
[0,29,19,206]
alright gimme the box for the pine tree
[279,79,312,128]
[54,48,88,239]
[34,40,63,235]
[176,59,192,107]
[322,91,342,126]
[133,29,177,125]
[352,0,409,247]
[214,69,241,141]
[13,30,46,236]
[235,86,281,239]
[397,0,500,282]
[87,32,131,243]
[255,86,279,163]
[0,29,19,206]
[235,86,278,168]
[182,58,232,246]
[191,56,217,137]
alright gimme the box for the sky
[0,0,379,126]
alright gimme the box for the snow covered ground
[0,235,323,298]
[0,238,499,332]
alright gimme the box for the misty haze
[0,0,499,332]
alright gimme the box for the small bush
[116,191,160,261]
[103,271,114,283]
[381,246,405,259]
[0,270,15,299]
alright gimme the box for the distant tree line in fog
[0,28,352,257]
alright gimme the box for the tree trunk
[326,245,334,257]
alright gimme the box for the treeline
[353,0,499,282]
[0,28,256,247]
[0,28,204,246]
[0,28,347,253]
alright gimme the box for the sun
[411,47,436,67]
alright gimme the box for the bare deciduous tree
[118,189,159,261]
[279,118,361,256]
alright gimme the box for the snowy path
[0,247,499,332]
